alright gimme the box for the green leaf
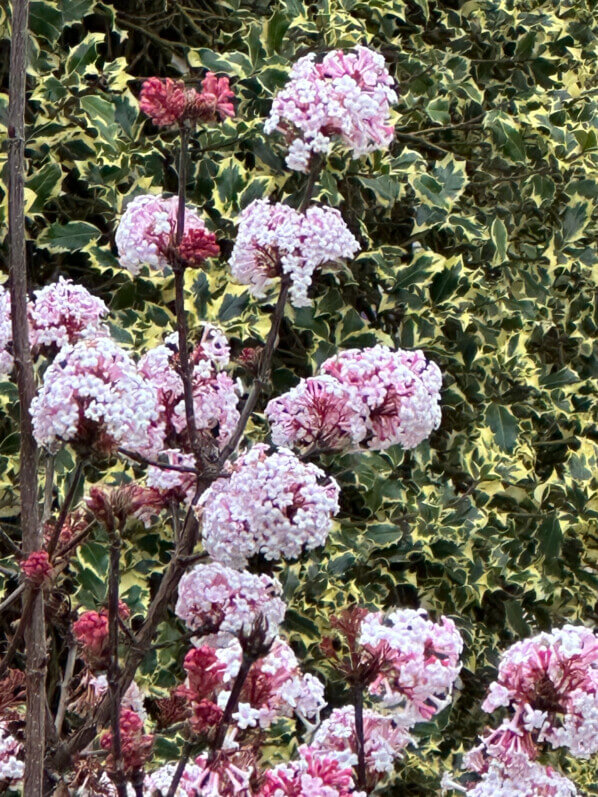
[490,217,508,263]
[538,514,562,560]
[37,221,100,252]
[485,404,518,452]
[27,162,62,213]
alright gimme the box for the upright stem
[353,684,367,792]
[208,654,253,760]
[108,528,127,797]
[173,126,200,461]
[47,460,83,558]
[166,739,193,797]
[8,1,45,793]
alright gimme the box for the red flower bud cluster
[20,550,52,586]
[139,72,234,129]
[72,603,130,663]
[100,708,153,773]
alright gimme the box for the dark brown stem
[173,126,201,463]
[0,589,34,677]
[217,160,322,467]
[166,739,194,797]
[8,1,45,792]
[353,685,367,792]
[107,528,127,797]
[209,655,253,759]
[217,277,290,466]
[119,448,198,474]
[47,461,83,558]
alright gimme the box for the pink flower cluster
[100,708,154,774]
[175,562,286,643]
[20,550,52,585]
[228,199,360,307]
[265,46,397,172]
[267,346,442,452]
[259,746,361,797]
[115,194,219,275]
[312,706,412,779]
[442,756,579,796]
[359,608,463,720]
[179,636,325,734]
[139,72,234,128]
[0,722,23,784]
[198,444,340,569]
[146,448,196,503]
[145,753,253,796]
[28,277,108,351]
[30,337,162,456]
[480,625,598,759]
[138,327,240,451]
[0,285,12,378]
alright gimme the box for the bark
[8,1,45,793]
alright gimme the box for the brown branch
[353,685,367,792]
[118,448,199,474]
[166,739,194,797]
[8,1,45,792]
[107,527,127,797]
[47,461,83,558]
[208,654,253,759]
[54,645,77,737]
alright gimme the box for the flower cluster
[267,346,442,452]
[175,562,286,643]
[312,706,412,780]
[115,194,219,275]
[100,708,154,774]
[442,756,579,797]
[138,328,240,452]
[259,746,360,797]
[179,636,326,736]
[73,603,130,664]
[28,278,108,351]
[140,72,234,128]
[359,608,463,720]
[198,444,340,569]
[265,46,397,171]
[30,337,162,456]
[20,550,52,585]
[479,625,598,759]
[0,722,23,784]
[86,483,165,528]
[0,285,12,378]
[228,199,360,307]
[319,345,443,450]
[146,448,196,503]
[146,751,255,796]
[266,374,368,452]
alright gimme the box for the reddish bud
[20,550,52,586]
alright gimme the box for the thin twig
[166,739,194,797]
[0,581,26,614]
[47,461,84,558]
[42,454,55,523]
[119,448,198,474]
[107,527,127,797]
[353,685,367,791]
[208,654,253,760]
[0,588,34,678]
[55,645,77,736]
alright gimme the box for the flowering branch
[8,0,46,792]
[166,738,194,797]
[46,460,83,558]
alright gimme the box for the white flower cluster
[0,285,12,378]
[217,637,326,729]
[359,608,463,719]
[320,345,442,450]
[265,46,397,172]
[0,722,24,784]
[198,443,340,569]
[313,706,413,774]
[28,277,108,349]
[441,758,578,797]
[175,561,286,643]
[229,199,360,307]
[30,337,162,455]
[138,327,240,450]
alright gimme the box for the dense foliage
[2,0,598,793]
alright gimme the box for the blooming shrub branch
[3,15,596,797]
